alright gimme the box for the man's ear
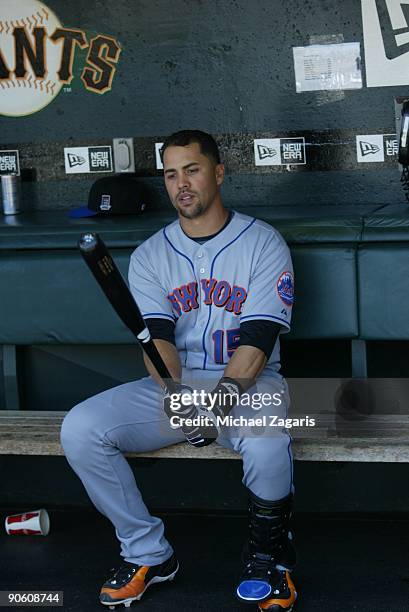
[215,163,225,186]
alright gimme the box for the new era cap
[69,175,148,218]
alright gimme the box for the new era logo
[88,147,113,172]
[384,136,398,156]
[64,146,113,174]
[254,138,306,166]
[257,144,278,160]
[0,150,19,175]
[359,141,381,156]
[356,135,385,162]
[68,153,86,168]
[356,134,397,163]
[280,139,306,164]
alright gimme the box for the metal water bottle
[1,175,22,215]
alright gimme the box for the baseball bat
[78,232,178,393]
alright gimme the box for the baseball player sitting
[61,130,297,611]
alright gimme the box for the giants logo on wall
[0,0,121,117]
[362,0,409,86]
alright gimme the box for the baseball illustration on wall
[0,0,122,117]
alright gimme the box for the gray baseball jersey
[128,211,294,376]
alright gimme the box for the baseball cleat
[237,491,297,609]
[99,553,178,608]
[258,569,297,611]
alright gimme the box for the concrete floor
[1,509,408,611]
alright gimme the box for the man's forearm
[223,345,267,390]
[143,339,182,386]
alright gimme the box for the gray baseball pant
[60,370,293,566]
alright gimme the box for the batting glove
[163,384,219,447]
[205,377,244,419]
[163,384,197,428]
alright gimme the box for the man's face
[163,142,224,219]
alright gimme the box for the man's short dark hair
[160,130,221,165]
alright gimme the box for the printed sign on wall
[362,0,409,87]
[293,42,362,92]
[0,150,20,175]
[64,146,113,174]
[254,138,306,166]
[0,0,121,117]
[356,134,398,162]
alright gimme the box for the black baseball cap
[69,176,148,218]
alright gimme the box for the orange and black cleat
[99,553,179,609]
[258,569,297,611]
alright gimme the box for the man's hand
[205,377,244,419]
[163,384,196,427]
[163,384,219,447]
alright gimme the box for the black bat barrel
[78,232,177,391]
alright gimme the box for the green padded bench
[0,206,367,411]
[0,205,379,411]
[359,204,409,339]
[0,206,366,345]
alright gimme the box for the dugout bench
[0,204,408,462]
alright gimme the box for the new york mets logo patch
[277,271,294,307]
